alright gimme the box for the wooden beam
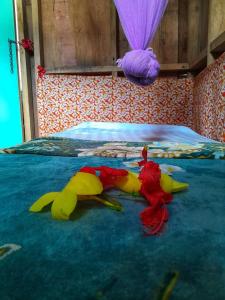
[161,63,189,71]
[188,0,201,63]
[178,0,188,63]
[111,3,117,63]
[111,3,117,77]
[46,63,190,75]
[31,0,43,67]
[46,66,120,74]
[190,48,207,70]
[15,0,35,141]
[187,0,209,64]
[151,0,179,64]
[199,0,209,52]
[210,31,225,54]
[31,0,43,137]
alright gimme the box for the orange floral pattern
[36,75,194,136]
[36,53,224,142]
[193,53,225,142]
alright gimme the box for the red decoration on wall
[20,39,33,53]
[37,65,46,79]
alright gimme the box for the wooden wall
[208,0,225,63]
[23,0,225,73]
[119,0,188,64]
[18,0,225,139]
[152,0,188,63]
[36,0,190,72]
[41,0,116,69]
[208,0,225,40]
[188,0,225,69]
[188,0,209,64]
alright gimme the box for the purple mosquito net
[114,0,168,86]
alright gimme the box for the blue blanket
[0,153,225,300]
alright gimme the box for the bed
[0,122,225,300]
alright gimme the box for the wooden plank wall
[188,0,209,64]
[152,0,182,64]
[38,0,189,70]
[118,0,187,64]
[207,0,225,63]
[41,0,116,69]
[188,0,225,69]
[25,1,225,72]
[15,0,33,141]
[19,0,225,138]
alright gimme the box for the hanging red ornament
[37,65,46,79]
[20,39,33,54]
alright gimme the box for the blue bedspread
[0,153,225,300]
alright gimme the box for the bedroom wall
[36,75,194,136]
[39,0,187,69]
[36,52,225,142]
[26,0,225,141]
[193,52,225,142]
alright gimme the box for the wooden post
[31,0,43,137]
[187,0,209,71]
[31,0,43,67]
[15,0,35,141]
[178,0,188,63]
[111,3,118,78]
[207,0,215,65]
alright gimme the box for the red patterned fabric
[36,54,224,141]
[36,76,194,136]
[193,53,225,142]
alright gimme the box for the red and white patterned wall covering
[36,75,194,136]
[193,52,225,142]
[36,53,224,141]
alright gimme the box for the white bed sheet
[52,122,218,143]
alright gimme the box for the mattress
[52,122,217,143]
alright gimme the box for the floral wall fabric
[36,53,225,141]
[36,75,194,136]
[193,53,225,142]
